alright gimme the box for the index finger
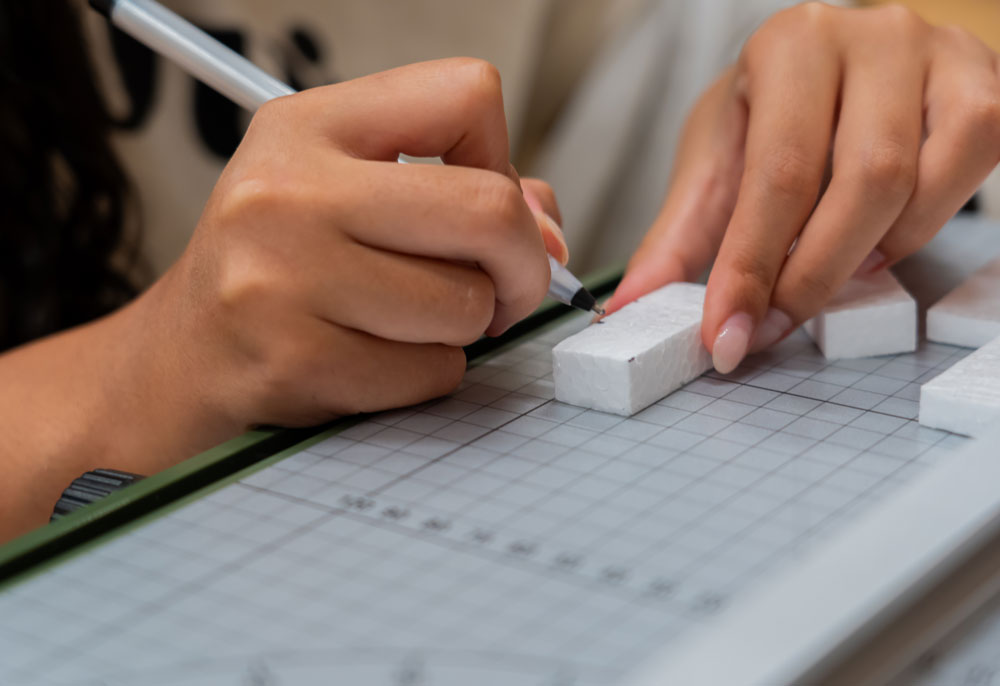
[703,15,840,372]
[285,58,517,182]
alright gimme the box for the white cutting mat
[0,312,976,685]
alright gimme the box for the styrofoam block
[803,271,917,360]
[927,256,1000,348]
[920,333,1000,437]
[552,283,712,416]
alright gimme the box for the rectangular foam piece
[552,282,711,416]
[927,256,1000,348]
[920,333,1000,437]
[803,270,917,360]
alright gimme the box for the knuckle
[433,346,468,395]
[938,23,977,46]
[747,2,830,53]
[756,147,822,199]
[468,172,547,321]
[523,250,554,312]
[248,95,296,130]
[499,253,549,324]
[214,251,285,318]
[959,95,1000,147]
[794,270,837,305]
[217,178,274,223]
[855,140,917,197]
[796,1,835,27]
[467,58,503,93]
[880,223,939,261]
[741,3,840,80]
[476,174,527,232]
[529,253,552,305]
[730,252,777,297]
[740,2,850,81]
[740,29,775,71]
[450,273,496,344]
[215,177,301,227]
[254,97,283,120]
[450,57,503,112]
[877,4,925,36]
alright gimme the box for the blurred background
[77,0,1000,282]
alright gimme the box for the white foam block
[927,256,1000,348]
[803,270,917,360]
[552,282,711,416]
[920,333,1000,437]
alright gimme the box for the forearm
[0,280,242,542]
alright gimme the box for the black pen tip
[570,287,599,313]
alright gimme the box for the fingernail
[533,210,569,265]
[713,312,753,375]
[856,249,887,276]
[751,307,792,353]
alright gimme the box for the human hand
[605,2,1000,373]
[141,58,564,432]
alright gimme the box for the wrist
[0,267,247,540]
[108,268,247,471]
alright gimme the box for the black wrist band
[51,469,145,522]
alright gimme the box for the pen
[90,0,605,316]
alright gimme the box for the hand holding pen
[79,7,585,439]
[92,0,603,316]
[0,52,575,535]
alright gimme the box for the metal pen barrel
[101,0,293,111]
